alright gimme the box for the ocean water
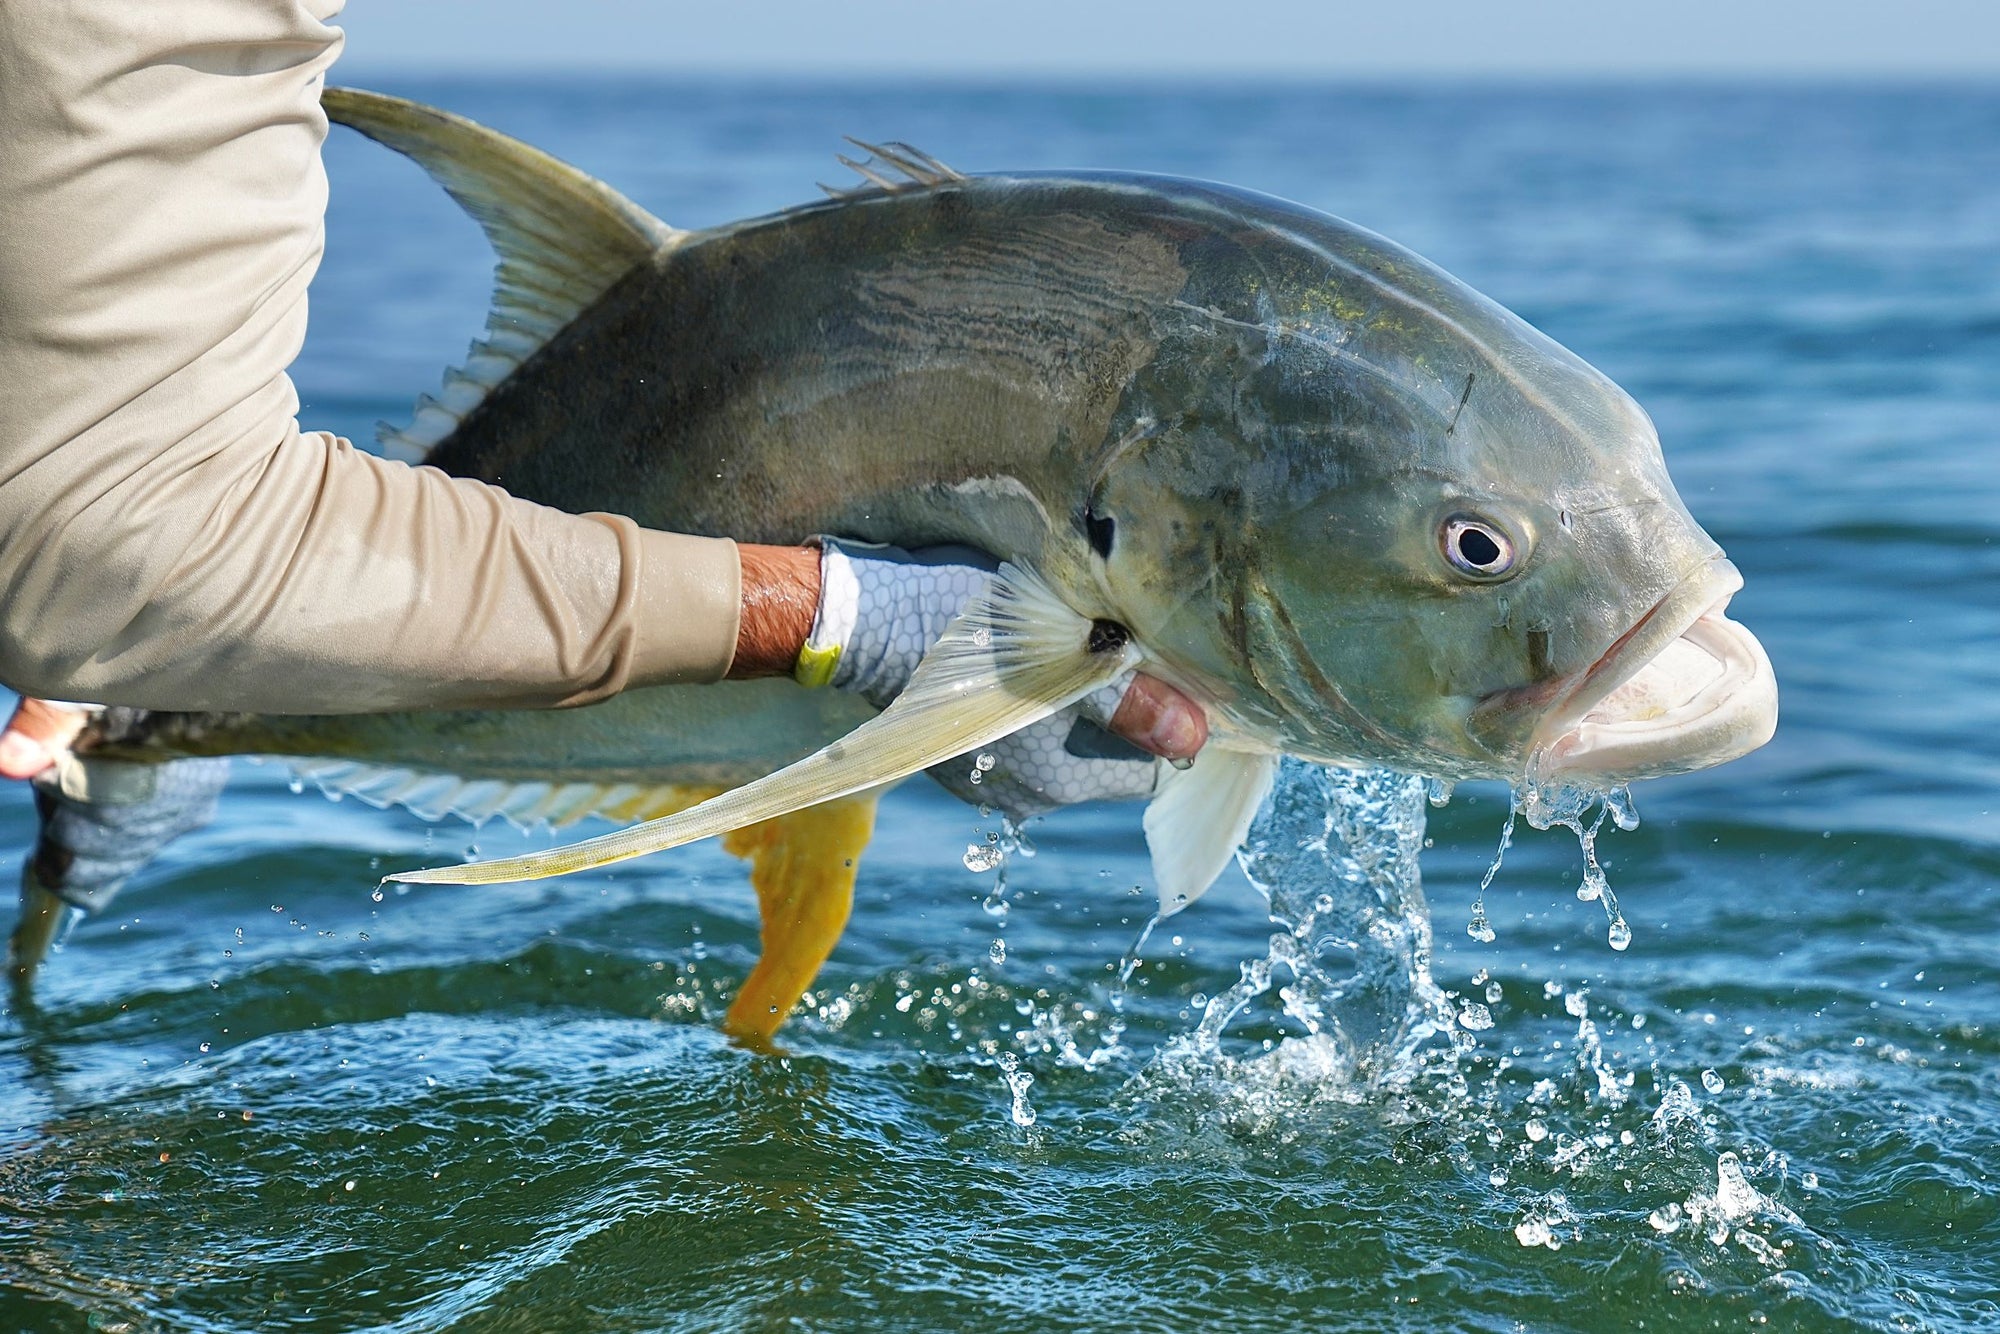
[3,79,1997,1332]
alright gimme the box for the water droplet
[198,1042,211,1053]
[1564,990,1589,1019]
[963,843,1004,873]
[343,1180,356,1192]
[371,888,385,903]
[1425,777,1455,807]
[1514,1216,1553,1248]
[974,752,996,772]
[1457,1002,1494,1031]
[1489,1167,1508,1187]
[1648,1202,1684,1233]
[1525,1118,1549,1142]
[1467,906,1496,943]
[967,769,982,785]
[988,939,1007,965]
[1801,1172,1819,1191]
[971,627,992,648]
[1485,980,1504,1003]
[1701,1068,1725,1094]
[286,777,304,794]
[1004,1065,1036,1127]
[1608,918,1632,951]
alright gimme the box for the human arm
[0,1,739,716]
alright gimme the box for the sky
[341,0,2000,78]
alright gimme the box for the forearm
[0,1,740,713]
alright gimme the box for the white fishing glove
[796,539,1163,817]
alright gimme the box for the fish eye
[1440,514,1520,581]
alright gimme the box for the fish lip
[1540,598,1777,782]
[1471,555,1743,764]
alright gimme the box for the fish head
[1087,220,1776,786]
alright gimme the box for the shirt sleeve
[0,0,741,715]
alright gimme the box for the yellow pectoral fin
[721,792,880,1041]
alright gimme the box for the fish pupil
[1457,527,1502,568]
[1083,507,1116,559]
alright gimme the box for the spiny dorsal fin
[819,137,966,199]
[322,87,683,461]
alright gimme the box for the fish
[18,87,1776,1033]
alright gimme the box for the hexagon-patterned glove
[799,538,1163,817]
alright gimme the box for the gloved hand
[797,539,1193,818]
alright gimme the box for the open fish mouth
[1522,557,1778,784]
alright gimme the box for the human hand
[0,697,89,780]
[800,540,1206,816]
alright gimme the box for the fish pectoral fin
[1143,748,1278,916]
[385,565,1139,886]
[721,793,880,1040]
[321,87,682,461]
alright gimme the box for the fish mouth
[1476,557,1779,785]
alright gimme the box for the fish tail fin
[321,87,683,462]
[721,794,880,1040]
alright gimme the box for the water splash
[1517,780,1640,951]
[1472,779,1642,950]
[1167,762,1456,1088]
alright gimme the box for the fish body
[45,91,1777,1030]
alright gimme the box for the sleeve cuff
[629,528,741,685]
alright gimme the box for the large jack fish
[23,89,1776,1035]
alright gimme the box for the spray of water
[1151,761,1459,1089]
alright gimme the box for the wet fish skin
[414,169,1727,783]
[100,170,1735,791]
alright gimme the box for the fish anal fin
[1143,748,1277,916]
[321,87,682,462]
[284,759,715,832]
[721,793,880,1040]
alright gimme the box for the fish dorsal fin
[819,137,967,199]
[321,87,683,461]
[1143,748,1277,916]
[284,758,716,830]
[384,565,1138,886]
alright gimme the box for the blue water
[4,80,1997,1331]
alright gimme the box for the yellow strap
[793,641,841,688]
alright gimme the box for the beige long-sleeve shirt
[0,1,742,714]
